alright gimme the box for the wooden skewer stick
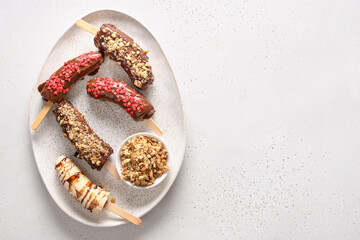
[76,19,98,35]
[31,101,54,130]
[103,161,121,180]
[76,19,163,136]
[146,119,163,136]
[144,118,163,136]
[105,201,141,226]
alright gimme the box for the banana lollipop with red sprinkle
[32,52,104,130]
[86,77,161,135]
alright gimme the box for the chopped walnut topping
[55,102,111,169]
[99,30,153,87]
[120,135,169,186]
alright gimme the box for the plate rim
[28,9,186,227]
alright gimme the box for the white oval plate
[29,10,186,227]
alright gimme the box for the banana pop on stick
[56,156,141,225]
[53,100,121,180]
[76,19,154,90]
[94,23,154,90]
[32,52,104,130]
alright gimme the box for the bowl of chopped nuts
[116,132,170,188]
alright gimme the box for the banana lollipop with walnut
[76,20,153,90]
[93,23,154,90]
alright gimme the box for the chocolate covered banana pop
[56,156,110,214]
[94,24,154,90]
[53,100,113,170]
[32,52,104,130]
[38,52,104,103]
[86,77,155,121]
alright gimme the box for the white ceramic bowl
[115,132,170,189]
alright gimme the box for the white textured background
[1,0,360,239]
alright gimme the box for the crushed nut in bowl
[117,133,170,187]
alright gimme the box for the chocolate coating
[38,52,104,103]
[94,24,154,90]
[87,77,155,121]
